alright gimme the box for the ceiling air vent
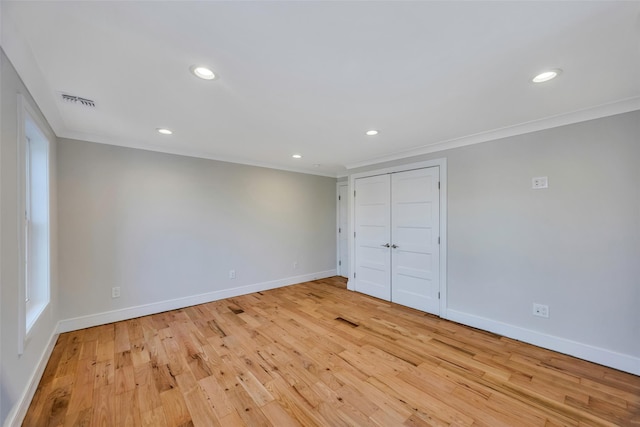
[60,93,96,108]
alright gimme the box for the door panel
[391,167,440,314]
[393,201,433,227]
[354,175,391,301]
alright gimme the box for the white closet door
[391,167,440,314]
[354,175,391,301]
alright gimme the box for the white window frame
[17,95,52,355]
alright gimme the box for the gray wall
[0,49,59,425]
[57,139,337,321]
[350,110,640,359]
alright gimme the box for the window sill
[26,301,49,335]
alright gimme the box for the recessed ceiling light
[292,154,303,159]
[190,65,216,80]
[532,69,562,83]
[157,128,173,135]
[366,130,379,136]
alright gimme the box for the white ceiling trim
[58,130,338,178]
[57,95,640,179]
[345,96,640,171]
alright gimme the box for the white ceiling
[3,1,640,177]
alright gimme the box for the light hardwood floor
[24,277,640,426]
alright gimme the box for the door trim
[336,182,349,277]
[348,158,448,317]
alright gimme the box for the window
[18,96,51,353]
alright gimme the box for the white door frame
[336,182,349,277]
[348,158,448,317]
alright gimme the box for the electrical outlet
[532,176,548,189]
[533,303,549,318]
[112,287,120,298]
[229,269,236,279]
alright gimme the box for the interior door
[338,184,349,277]
[354,175,391,300]
[391,167,440,314]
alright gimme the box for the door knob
[381,243,390,248]
[391,244,399,249]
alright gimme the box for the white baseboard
[58,270,336,333]
[4,327,59,427]
[445,309,640,376]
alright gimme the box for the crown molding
[58,130,340,178]
[345,96,640,170]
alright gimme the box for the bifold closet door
[391,167,440,314]
[354,174,391,301]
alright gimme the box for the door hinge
[354,232,356,238]
[338,195,341,201]
[438,236,440,244]
[339,260,342,266]
[354,272,357,278]
[438,292,440,299]
[438,181,441,190]
[339,227,341,233]
[354,190,356,197]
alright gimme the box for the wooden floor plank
[159,388,192,427]
[23,277,640,426]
